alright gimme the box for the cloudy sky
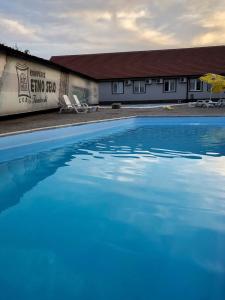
[0,0,225,59]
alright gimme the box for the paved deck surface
[1,105,225,135]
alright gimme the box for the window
[189,79,202,91]
[112,81,124,94]
[163,79,176,92]
[133,81,146,93]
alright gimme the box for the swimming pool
[0,117,225,300]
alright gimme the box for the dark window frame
[133,80,146,94]
[111,81,124,94]
[189,78,203,92]
[163,78,177,93]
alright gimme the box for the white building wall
[0,53,7,79]
[0,56,61,116]
[68,74,98,105]
[0,53,99,117]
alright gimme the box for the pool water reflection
[0,124,225,300]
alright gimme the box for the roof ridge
[51,45,225,58]
[51,45,225,80]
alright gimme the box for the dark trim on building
[100,99,187,105]
[99,96,221,105]
[99,76,177,83]
[186,77,189,100]
[98,72,225,82]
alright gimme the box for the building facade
[0,44,98,117]
[99,77,212,104]
[51,45,225,104]
[1,44,225,116]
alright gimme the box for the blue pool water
[0,117,225,300]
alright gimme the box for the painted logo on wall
[16,64,31,98]
[16,63,57,104]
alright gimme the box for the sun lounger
[188,100,216,108]
[73,95,100,112]
[59,95,88,113]
[216,99,225,107]
[188,100,206,107]
[202,100,216,108]
[188,102,197,107]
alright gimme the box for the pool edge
[1,114,225,138]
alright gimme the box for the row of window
[112,78,204,94]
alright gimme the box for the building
[51,45,225,104]
[0,44,98,117]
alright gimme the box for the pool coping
[1,114,225,138]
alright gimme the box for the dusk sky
[0,0,225,59]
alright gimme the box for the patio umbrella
[199,73,225,100]
[212,83,225,93]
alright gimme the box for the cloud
[1,18,33,36]
[0,15,41,46]
[176,0,225,47]
[192,11,225,46]
[116,9,178,46]
[0,0,224,58]
[60,10,112,22]
[53,6,178,54]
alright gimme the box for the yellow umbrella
[199,73,225,85]
[199,73,225,99]
[212,83,225,93]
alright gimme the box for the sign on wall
[16,63,57,105]
[0,54,97,116]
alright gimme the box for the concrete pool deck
[0,104,225,136]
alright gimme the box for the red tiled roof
[50,46,225,80]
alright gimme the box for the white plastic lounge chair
[59,95,88,113]
[188,100,206,107]
[202,100,216,108]
[216,99,225,107]
[196,100,209,107]
[188,100,215,108]
[188,102,196,107]
[73,95,100,112]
